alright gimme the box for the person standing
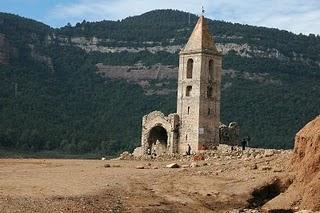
[241,138,247,150]
[186,144,191,155]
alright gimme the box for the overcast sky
[1,0,319,35]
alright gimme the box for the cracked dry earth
[0,154,291,213]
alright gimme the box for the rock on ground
[166,163,180,168]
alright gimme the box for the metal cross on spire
[201,6,205,16]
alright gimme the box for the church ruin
[140,15,222,155]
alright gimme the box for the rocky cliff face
[29,44,54,72]
[96,63,281,95]
[56,36,287,60]
[0,33,9,65]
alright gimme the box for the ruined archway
[141,111,179,154]
[147,126,168,155]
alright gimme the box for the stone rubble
[116,144,292,163]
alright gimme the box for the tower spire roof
[181,16,217,53]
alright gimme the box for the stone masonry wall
[177,53,201,154]
[141,111,179,154]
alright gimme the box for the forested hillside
[0,10,319,156]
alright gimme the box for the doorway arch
[147,126,168,155]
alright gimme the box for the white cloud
[49,0,205,22]
[48,0,320,35]
[210,0,320,35]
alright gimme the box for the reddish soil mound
[263,115,320,211]
[292,115,320,210]
[293,115,320,179]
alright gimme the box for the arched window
[187,106,190,114]
[209,59,214,80]
[186,86,192,97]
[186,58,193,79]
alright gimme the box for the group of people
[147,147,157,158]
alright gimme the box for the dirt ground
[0,153,292,213]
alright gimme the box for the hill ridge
[0,9,319,156]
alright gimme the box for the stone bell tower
[177,15,222,153]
